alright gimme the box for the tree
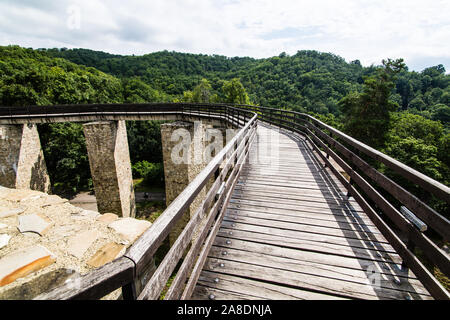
[181,78,217,103]
[384,113,448,205]
[221,78,250,104]
[192,78,213,103]
[39,123,91,195]
[339,58,406,149]
[122,78,163,103]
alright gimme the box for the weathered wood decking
[192,123,432,300]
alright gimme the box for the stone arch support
[0,124,51,193]
[83,120,136,218]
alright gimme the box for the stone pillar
[0,124,51,193]
[204,126,228,191]
[161,121,207,245]
[83,121,136,218]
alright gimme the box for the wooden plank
[236,178,342,191]
[240,171,346,186]
[192,284,254,300]
[139,123,258,299]
[218,223,400,262]
[226,207,375,228]
[233,188,357,205]
[239,176,343,190]
[234,184,355,203]
[225,208,379,234]
[137,195,205,299]
[202,257,431,300]
[311,125,450,240]
[209,242,429,295]
[222,213,388,244]
[195,271,345,300]
[214,236,416,279]
[34,257,134,300]
[239,174,345,187]
[235,183,349,199]
[231,193,365,213]
[227,199,365,217]
[227,207,387,243]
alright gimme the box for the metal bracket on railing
[216,182,226,201]
[400,206,428,232]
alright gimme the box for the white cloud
[0,0,449,71]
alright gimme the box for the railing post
[238,109,241,127]
[346,177,352,198]
[327,132,332,160]
[278,109,282,128]
[122,281,137,300]
[401,239,416,273]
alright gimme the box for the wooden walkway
[192,123,432,300]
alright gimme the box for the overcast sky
[1,0,449,72]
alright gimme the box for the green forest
[0,45,449,209]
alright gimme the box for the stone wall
[83,121,136,218]
[0,124,51,193]
[161,121,236,245]
[0,186,152,300]
[161,121,207,245]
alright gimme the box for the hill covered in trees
[1,46,449,208]
[1,45,449,291]
[44,48,449,121]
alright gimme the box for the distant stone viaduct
[0,105,241,242]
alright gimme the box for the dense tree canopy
[1,45,449,202]
[339,59,406,149]
[45,48,449,120]
[2,45,448,289]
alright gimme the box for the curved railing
[27,103,258,300]
[0,103,447,299]
[236,104,450,299]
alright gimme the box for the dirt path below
[69,192,165,211]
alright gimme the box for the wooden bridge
[0,103,448,300]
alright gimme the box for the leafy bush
[132,161,164,186]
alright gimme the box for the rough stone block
[96,213,119,224]
[18,213,53,236]
[108,218,151,243]
[0,268,78,300]
[71,209,100,220]
[5,189,42,202]
[0,207,24,218]
[67,230,100,259]
[0,234,11,250]
[0,245,56,287]
[86,242,125,268]
[40,195,68,207]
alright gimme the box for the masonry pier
[0,124,51,193]
[83,120,136,218]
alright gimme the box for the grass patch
[414,241,449,292]
[135,200,166,223]
[133,178,165,193]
